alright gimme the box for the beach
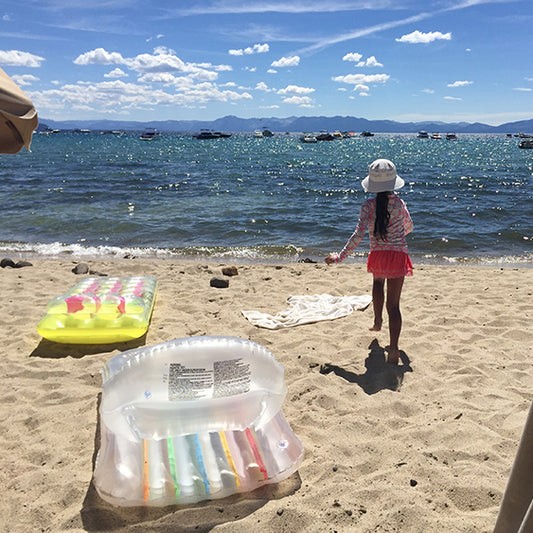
[1,258,531,532]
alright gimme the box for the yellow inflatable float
[37,276,157,343]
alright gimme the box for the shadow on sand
[319,339,413,394]
[29,335,148,359]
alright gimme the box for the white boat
[446,132,457,140]
[417,131,429,139]
[253,130,263,138]
[300,132,317,143]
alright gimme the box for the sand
[1,258,531,532]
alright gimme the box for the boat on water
[193,130,232,139]
[446,132,457,140]
[101,130,125,136]
[342,131,357,138]
[261,128,274,137]
[360,131,374,137]
[417,131,429,139]
[431,132,442,139]
[140,128,159,140]
[300,132,317,143]
[518,139,533,149]
[316,131,335,141]
[253,130,263,138]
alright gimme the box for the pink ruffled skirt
[367,250,413,279]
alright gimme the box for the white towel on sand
[242,293,372,330]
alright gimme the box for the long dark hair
[374,191,390,240]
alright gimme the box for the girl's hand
[324,253,338,265]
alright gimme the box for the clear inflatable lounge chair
[93,336,304,506]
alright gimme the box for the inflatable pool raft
[37,276,157,344]
[93,336,304,506]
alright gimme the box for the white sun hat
[361,158,405,193]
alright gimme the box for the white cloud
[271,55,300,68]
[354,84,369,93]
[11,74,39,86]
[31,79,253,115]
[104,68,128,79]
[0,50,44,67]
[247,43,269,54]
[229,43,269,56]
[137,72,179,84]
[211,64,232,72]
[356,56,383,67]
[396,30,452,44]
[255,81,270,91]
[146,34,165,42]
[128,52,190,73]
[282,95,313,106]
[447,80,473,87]
[333,73,389,85]
[74,48,126,66]
[514,87,532,92]
[422,88,435,94]
[73,48,233,86]
[267,68,277,74]
[154,46,176,56]
[343,52,363,62]
[277,84,314,95]
[444,96,462,101]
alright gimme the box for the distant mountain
[38,115,533,134]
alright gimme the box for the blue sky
[1,0,532,125]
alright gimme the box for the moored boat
[316,131,334,141]
[417,131,429,139]
[194,129,231,139]
[446,132,457,140]
[518,139,533,149]
[140,127,159,140]
[300,132,317,143]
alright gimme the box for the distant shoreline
[36,113,533,135]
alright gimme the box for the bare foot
[369,322,382,332]
[387,348,400,365]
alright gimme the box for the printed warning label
[167,358,251,400]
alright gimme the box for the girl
[325,159,413,364]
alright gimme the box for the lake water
[1,131,531,265]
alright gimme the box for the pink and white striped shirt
[335,192,413,263]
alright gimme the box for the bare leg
[385,277,405,364]
[370,277,385,331]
